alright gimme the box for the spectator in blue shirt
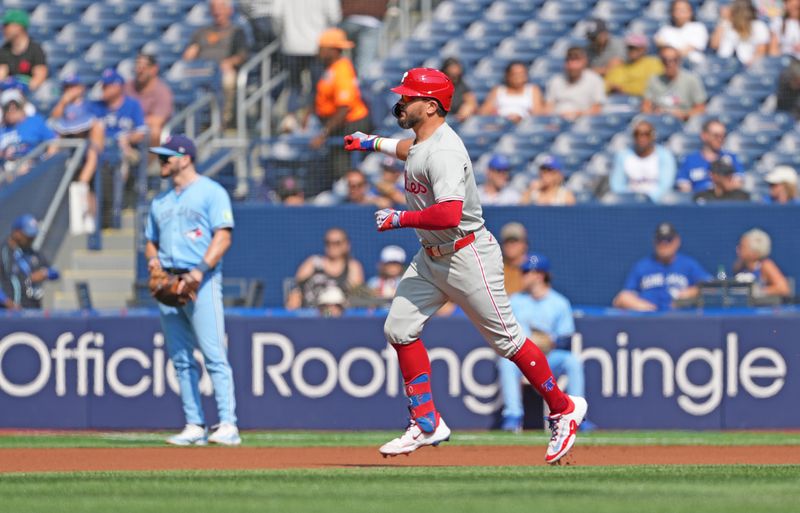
[497,253,592,433]
[676,119,743,193]
[0,88,55,176]
[613,222,711,311]
[89,68,147,228]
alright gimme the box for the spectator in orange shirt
[308,27,371,195]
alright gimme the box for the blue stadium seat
[604,94,642,113]
[440,38,495,68]
[58,59,100,87]
[133,1,183,29]
[156,0,199,11]
[42,40,77,76]
[2,0,40,12]
[166,59,221,97]
[600,191,653,204]
[514,115,570,136]
[626,15,666,37]
[741,112,794,140]
[160,22,197,47]
[458,115,514,135]
[706,93,759,123]
[668,132,703,159]
[390,39,440,62]
[495,37,549,64]
[109,21,163,50]
[185,2,212,27]
[592,0,645,27]
[29,4,81,41]
[433,0,486,26]
[30,79,61,115]
[465,20,519,44]
[141,40,184,69]
[552,133,605,161]
[84,41,130,73]
[54,0,97,10]
[486,0,542,24]
[54,22,99,54]
[81,2,134,33]
[409,21,464,45]
[530,55,564,77]
[538,0,594,26]
[756,151,800,175]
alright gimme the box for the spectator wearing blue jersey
[90,69,147,228]
[613,222,711,311]
[497,253,592,433]
[610,119,677,202]
[676,119,743,193]
[0,89,56,176]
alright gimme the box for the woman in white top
[479,61,544,123]
[654,0,709,64]
[769,0,800,59]
[710,0,771,66]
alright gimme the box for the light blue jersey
[146,176,234,271]
[146,174,237,427]
[509,289,574,343]
[498,288,584,419]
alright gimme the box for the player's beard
[396,109,422,130]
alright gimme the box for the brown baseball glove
[148,269,199,307]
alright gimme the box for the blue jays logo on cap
[101,68,124,86]
[520,253,551,273]
[12,214,39,238]
[538,154,562,171]
[149,134,197,161]
[488,154,511,171]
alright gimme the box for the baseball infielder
[145,135,240,446]
[345,68,587,464]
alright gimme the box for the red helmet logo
[390,67,454,112]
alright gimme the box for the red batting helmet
[390,68,454,112]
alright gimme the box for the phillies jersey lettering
[403,123,484,245]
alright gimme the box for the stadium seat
[667,132,703,159]
[495,37,549,64]
[81,2,133,33]
[29,4,81,40]
[600,191,653,204]
[464,20,519,44]
[54,0,97,10]
[727,73,779,102]
[441,39,495,68]
[538,0,594,26]
[42,41,76,76]
[1,0,40,12]
[433,0,486,26]
[84,41,131,73]
[185,2,212,27]
[133,1,183,29]
[740,112,794,140]
[604,94,642,113]
[141,40,183,70]
[109,21,163,50]
[410,20,465,45]
[458,115,514,136]
[485,0,542,25]
[58,60,100,87]
[634,113,682,142]
[530,55,564,77]
[54,22,100,53]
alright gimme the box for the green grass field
[1,431,798,513]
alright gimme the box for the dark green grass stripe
[1,466,798,513]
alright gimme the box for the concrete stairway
[45,210,137,310]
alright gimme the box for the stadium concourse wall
[136,204,800,308]
[0,311,797,430]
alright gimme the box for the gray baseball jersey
[403,123,484,245]
[384,122,525,357]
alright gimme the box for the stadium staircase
[46,210,136,310]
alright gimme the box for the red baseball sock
[392,339,439,432]
[510,339,572,414]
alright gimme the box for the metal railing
[11,139,89,253]
[236,39,287,141]
[162,91,222,158]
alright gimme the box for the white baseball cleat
[545,395,588,465]
[208,423,242,446]
[379,417,451,457]
[166,424,208,446]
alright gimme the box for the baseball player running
[344,68,587,464]
[145,135,240,446]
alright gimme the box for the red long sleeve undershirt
[400,200,463,230]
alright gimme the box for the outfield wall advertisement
[0,314,797,429]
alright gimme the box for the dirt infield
[1,445,799,473]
